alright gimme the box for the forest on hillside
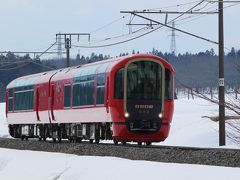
[0,48,240,102]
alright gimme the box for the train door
[35,87,40,121]
[48,84,55,122]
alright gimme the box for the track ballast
[0,138,239,167]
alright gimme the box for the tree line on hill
[0,48,240,102]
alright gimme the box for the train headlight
[125,112,130,118]
[158,113,163,119]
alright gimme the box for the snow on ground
[1,148,240,180]
[162,96,222,147]
[0,103,8,138]
[1,96,240,179]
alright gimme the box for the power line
[132,13,218,44]
[120,1,219,44]
[169,1,239,35]
[38,41,58,58]
[73,1,207,48]
[90,15,128,34]
[120,10,217,14]
[147,0,205,11]
[74,1,237,50]
[166,0,206,23]
[68,1,206,49]
[72,27,158,48]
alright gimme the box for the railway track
[0,137,239,167]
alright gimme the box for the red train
[6,54,174,145]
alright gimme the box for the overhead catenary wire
[90,15,128,34]
[174,0,240,27]
[73,0,207,48]
[147,0,205,11]
[72,27,159,48]
[69,0,207,48]
[174,3,218,25]
[38,41,57,58]
[1,1,224,56]
[3,0,240,57]
[73,0,239,51]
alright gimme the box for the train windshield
[127,60,162,100]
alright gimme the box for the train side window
[165,68,173,100]
[79,83,87,105]
[72,84,80,106]
[14,86,34,111]
[88,82,94,105]
[114,68,124,99]
[64,85,71,108]
[79,82,94,106]
[8,88,13,112]
[97,73,105,105]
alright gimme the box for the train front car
[110,54,174,144]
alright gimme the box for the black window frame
[8,88,13,112]
[165,68,173,100]
[114,68,124,99]
[72,79,95,107]
[79,81,94,106]
[126,61,162,100]
[72,84,80,107]
[96,73,106,105]
[13,86,34,111]
[64,84,72,108]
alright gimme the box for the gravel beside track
[0,138,239,167]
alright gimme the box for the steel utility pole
[56,33,90,67]
[218,0,225,146]
[65,38,71,67]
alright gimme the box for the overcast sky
[0,0,239,59]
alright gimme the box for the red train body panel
[6,54,174,143]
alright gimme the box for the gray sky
[0,0,240,58]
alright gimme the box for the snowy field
[0,103,8,138]
[1,96,240,179]
[1,148,240,180]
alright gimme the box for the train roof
[7,70,59,89]
[7,54,174,89]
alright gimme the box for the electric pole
[218,0,225,146]
[65,38,71,67]
[56,33,90,67]
[170,21,177,55]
